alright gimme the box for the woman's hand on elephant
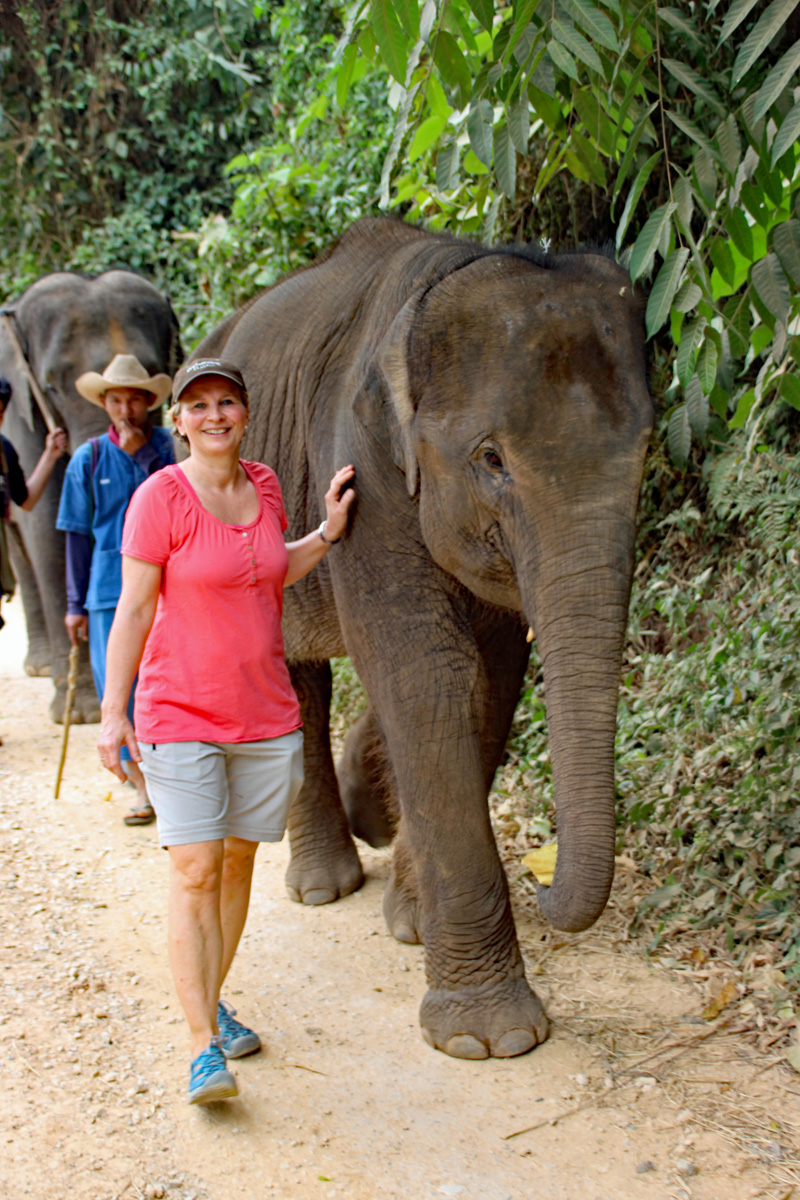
[323,464,356,542]
[97,712,141,783]
[45,428,68,461]
[65,613,88,645]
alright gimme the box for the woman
[97,357,355,1104]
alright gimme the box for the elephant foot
[382,873,422,945]
[285,841,364,906]
[24,645,51,677]
[49,685,101,725]
[420,976,549,1060]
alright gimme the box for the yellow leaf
[101,791,112,803]
[701,979,737,1021]
[522,842,558,886]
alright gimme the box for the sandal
[123,803,156,826]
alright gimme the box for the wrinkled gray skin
[0,271,181,722]
[194,218,654,1059]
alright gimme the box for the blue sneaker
[188,1038,238,1104]
[217,999,262,1059]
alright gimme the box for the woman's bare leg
[219,837,259,987]
[167,840,225,1059]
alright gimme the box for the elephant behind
[0,271,181,721]
[193,217,654,1059]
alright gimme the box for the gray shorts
[139,730,304,848]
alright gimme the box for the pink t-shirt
[121,461,301,744]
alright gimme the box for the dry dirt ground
[1,594,799,1200]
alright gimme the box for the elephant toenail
[494,1028,538,1057]
[444,1034,489,1060]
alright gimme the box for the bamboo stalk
[0,311,60,434]
[54,643,80,798]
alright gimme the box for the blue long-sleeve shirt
[57,427,175,615]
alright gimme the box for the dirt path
[1,596,799,1200]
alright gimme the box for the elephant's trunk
[520,499,637,933]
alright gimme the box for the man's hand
[65,613,88,645]
[44,428,68,461]
[117,419,148,456]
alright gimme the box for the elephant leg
[285,660,364,905]
[7,522,51,676]
[338,708,399,847]
[13,505,99,723]
[345,601,547,1061]
[382,819,422,944]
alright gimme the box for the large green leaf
[668,402,692,467]
[494,124,517,198]
[696,338,719,393]
[729,387,757,428]
[508,92,531,154]
[773,220,800,287]
[551,19,605,75]
[677,315,707,387]
[667,110,717,159]
[673,279,703,312]
[732,0,800,84]
[662,60,726,116]
[629,201,677,281]
[612,102,658,206]
[615,151,663,250]
[433,31,472,109]
[646,248,689,337]
[658,7,703,48]
[780,373,800,411]
[371,0,408,83]
[546,38,580,82]
[436,139,460,191]
[754,39,800,120]
[408,114,447,162]
[717,0,761,44]
[685,375,709,437]
[751,253,791,323]
[467,99,494,166]
[572,90,615,156]
[560,0,620,50]
[771,101,800,166]
[393,0,420,42]
[715,114,741,177]
[336,42,358,110]
[726,208,754,260]
[466,0,495,32]
[724,294,752,359]
[568,129,607,187]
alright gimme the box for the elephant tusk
[526,626,534,642]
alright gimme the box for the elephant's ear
[0,313,35,433]
[165,297,184,375]
[353,294,419,498]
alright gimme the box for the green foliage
[329,1,800,458]
[0,0,277,294]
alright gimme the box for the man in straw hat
[57,354,175,824]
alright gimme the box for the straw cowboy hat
[75,354,173,410]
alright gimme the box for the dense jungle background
[1,0,799,1000]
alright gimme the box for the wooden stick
[54,643,80,798]
[0,311,59,434]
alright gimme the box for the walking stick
[54,642,80,799]
[0,312,60,435]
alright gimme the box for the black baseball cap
[172,357,246,404]
[0,377,11,405]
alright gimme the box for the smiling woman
[95,356,355,1105]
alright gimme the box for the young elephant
[192,218,654,1059]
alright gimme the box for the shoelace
[218,1001,248,1038]
[190,1039,226,1085]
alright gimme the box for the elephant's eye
[482,447,504,472]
